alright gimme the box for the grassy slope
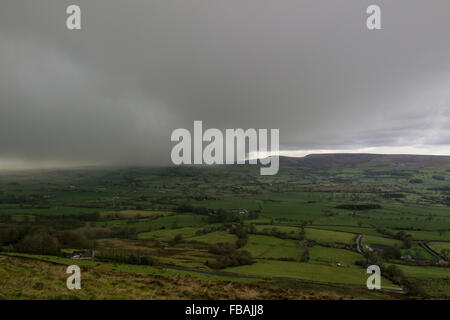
[0,255,393,300]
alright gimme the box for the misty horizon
[1,0,450,169]
[1,151,450,171]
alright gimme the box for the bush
[207,243,253,269]
[209,250,253,269]
[384,265,404,284]
[300,248,310,262]
[170,234,184,246]
[16,231,60,255]
[208,242,236,255]
[235,237,248,248]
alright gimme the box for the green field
[387,263,450,279]
[310,225,382,237]
[304,228,356,245]
[189,231,238,244]
[428,242,450,259]
[309,246,362,266]
[407,230,450,241]
[224,259,399,288]
[137,227,202,241]
[242,235,303,260]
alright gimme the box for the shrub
[300,248,310,262]
[207,242,253,269]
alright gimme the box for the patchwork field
[0,154,449,299]
[304,228,356,245]
[242,235,303,260]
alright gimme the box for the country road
[356,234,363,254]
[353,234,407,294]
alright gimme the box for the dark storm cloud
[1,0,450,168]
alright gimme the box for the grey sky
[1,0,450,168]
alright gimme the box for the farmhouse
[230,209,249,214]
[69,250,92,260]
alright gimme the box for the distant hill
[278,153,450,168]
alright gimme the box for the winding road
[356,234,363,254]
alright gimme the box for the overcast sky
[1,0,450,169]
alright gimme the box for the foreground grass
[0,252,249,282]
[0,255,390,300]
